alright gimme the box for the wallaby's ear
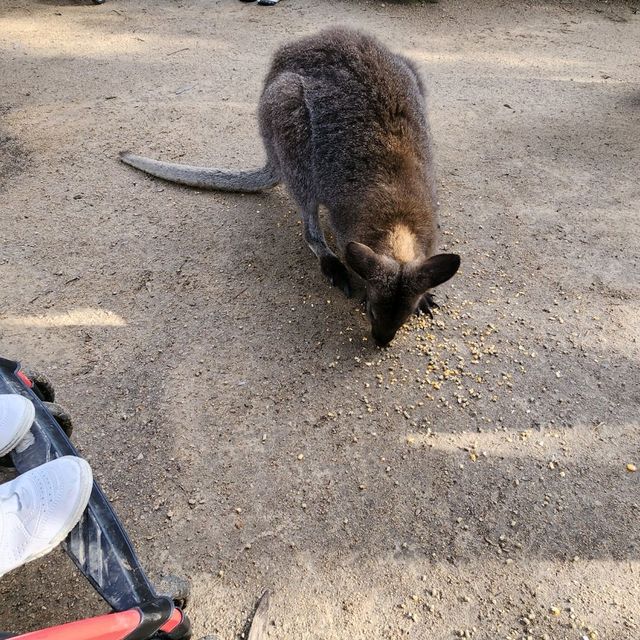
[345,242,385,281]
[409,253,461,293]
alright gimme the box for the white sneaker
[0,456,93,577]
[0,394,35,458]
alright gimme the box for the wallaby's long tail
[119,151,280,193]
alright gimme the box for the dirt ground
[0,0,639,638]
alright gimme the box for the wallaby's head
[346,242,460,348]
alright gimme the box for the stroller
[0,356,271,640]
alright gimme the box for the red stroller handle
[10,606,184,640]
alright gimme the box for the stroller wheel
[44,401,73,438]
[22,367,55,402]
[158,574,192,610]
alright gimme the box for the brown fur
[120,28,460,346]
[388,224,418,263]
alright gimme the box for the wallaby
[120,27,460,347]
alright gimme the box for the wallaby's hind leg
[302,205,351,297]
[260,72,351,297]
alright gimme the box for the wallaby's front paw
[320,256,352,298]
[417,292,439,317]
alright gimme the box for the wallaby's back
[258,28,437,248]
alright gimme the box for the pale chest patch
[388,224,417,263]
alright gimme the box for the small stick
[247,591,270,640]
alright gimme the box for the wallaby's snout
[347,243,461,348]
[366,300,404,348]
[371,327,397,349]
[373,335,393,348]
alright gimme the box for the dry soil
[0,1,639,639]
